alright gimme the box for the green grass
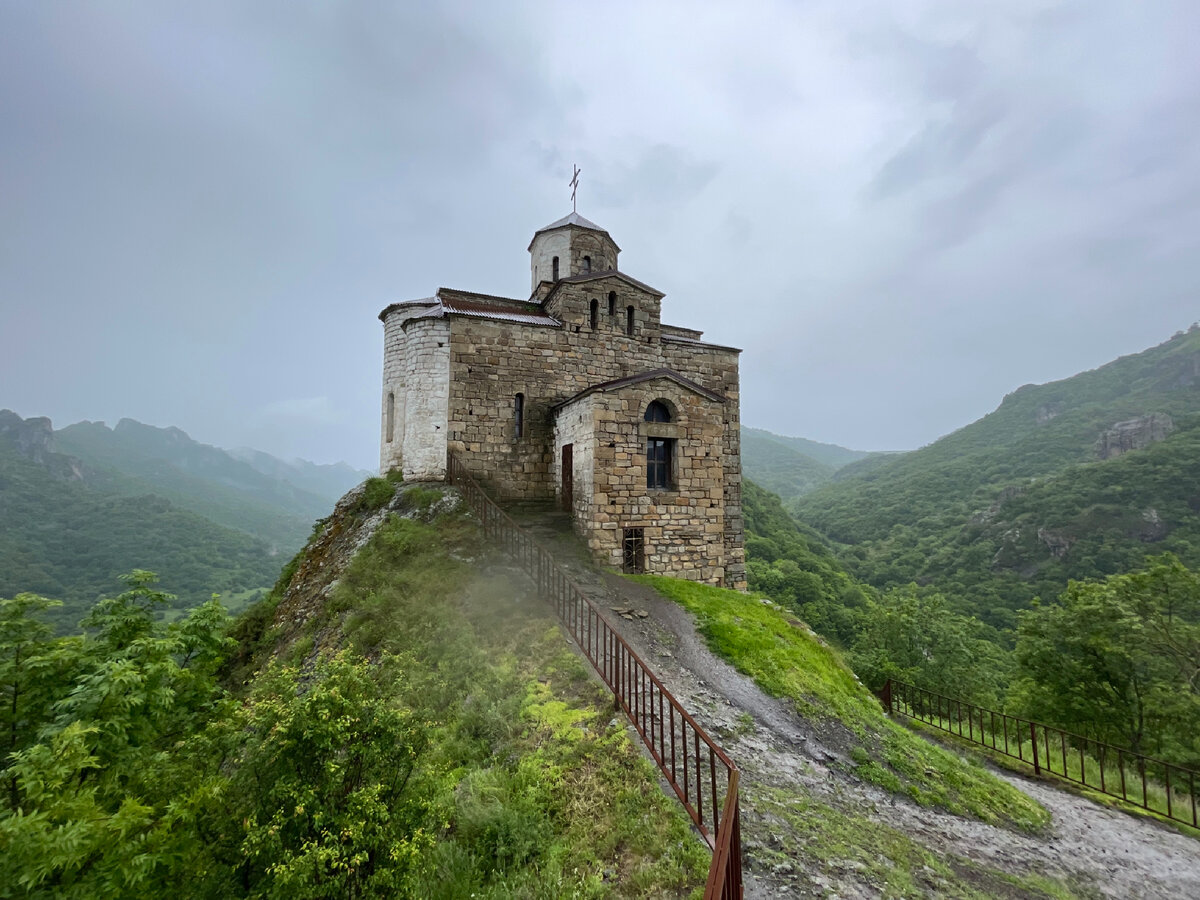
[289,499,710,897]
[630,575,1049,831]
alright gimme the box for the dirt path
[509,508,1200,899]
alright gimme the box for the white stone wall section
[400,318,451,480]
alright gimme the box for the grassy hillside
[2,484,711,897]
[630,575,1046,830]
[791,327,1200,625]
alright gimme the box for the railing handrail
[882,678,1200,832]
[447,453,744,897]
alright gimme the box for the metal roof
[528,211,620,251]
[536,211,607,233]
[438,294,560,327]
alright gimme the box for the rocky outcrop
[270,481,456,651]
[0,409,84,480]
[1035,402,1063,424]
[1137,507,1168,542]
[971,484,1026,525]
[1096,413,1174,460]
[1037,527,1074,559]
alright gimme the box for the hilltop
[789,327,1200,626]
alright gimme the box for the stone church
[379,212,745,589]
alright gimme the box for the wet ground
[504,505,1200,899]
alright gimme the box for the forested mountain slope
[0,412,279,631]
[54,418,359,551]
[740,426,883,501]
[791,326,1200,626]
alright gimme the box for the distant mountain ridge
[0,409,370,631]
[740,426,894,501]
[790,326,1200,628]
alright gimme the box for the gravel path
[510,509,1200,899]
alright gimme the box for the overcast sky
[2,1,1197,470]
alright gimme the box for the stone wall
[400,317,451,480]
[552,394,596,525]
[379,312,407,473]
[382,268,746,588]
[529,225,619,291]
[583,380,728,584]
[662,339,745,588]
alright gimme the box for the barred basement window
[589,298,599,330]
[623,528,645,573]
[514,392,524,439]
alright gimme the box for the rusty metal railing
[448,453,744,898]
[882,679,1200,831]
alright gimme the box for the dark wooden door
[561,444,573,511]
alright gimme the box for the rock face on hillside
[1096,413,1174,459]
[270,481,458,651]
[0,409,84,480]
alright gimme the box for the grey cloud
[3,1,1200,466]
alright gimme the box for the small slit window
[626,305,635,335]
[386,391,395,442]
[589,298,599,330]
[608,291,616,316]
[552,256,559,281]
[583,255,591,273]
[514,392,524,439]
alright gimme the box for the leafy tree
[850,586,1009,705]
[0,573,231,899]
[185,651,435,899]
[1012,554,1200,765]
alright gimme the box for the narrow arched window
[583,255,591,273]
[644,400,671,422]
[626,305,635,335]
[589,298,598,330]
[386,391,395,442]
[552,256,559,281]
[514,392,524,439]
[608,291,616,316]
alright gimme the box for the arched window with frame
[514,392,525,439]
[644,400,674,489]
[644,400,671,422]
[589,298,599,330]
[583,255,591,273]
